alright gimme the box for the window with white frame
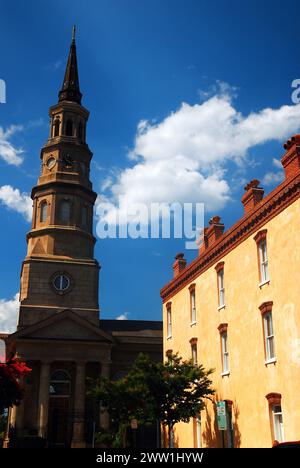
[258,238,269,283]
[195,413,202,448]
[217,268,225,308]
[272,405,284,443]
[221,331,229,374]
[191,342,198,365]
[190,287,196,324]
[263,312,275,361]
[167,305,172,338]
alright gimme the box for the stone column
[71,361,86,448]
[100,361,111,430]
[37,361,50,438]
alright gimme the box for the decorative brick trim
[189,337,198,345]
[188,283,196,292]
[265,392,281,406]
[215,261,224,273]
[253,229,267,244]
[217,323,228,334]
[161,171,300,303]
[259,301,273,316]
[166,301,172,310]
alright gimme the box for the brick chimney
[206,216,225,247]
[198,227,209,255]
[281,134,300,179]
[173,253,186,278]
[241,179,264,214]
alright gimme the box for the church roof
[100,319,163,332]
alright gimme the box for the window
[194,413,202,448]
[221,332,229,374]
[82,205,88,228]
[166,303,172,338]
[189,284,196,324]
[50,370,71,397]
[260,302,275,363]
[66,119,73,136]
[53,119,60,137]
[272,405,284,443]
[218,323,229,375]
[40,201,48,223]
[266,393,284,443]
[78,121,83,141]
[259,239,269,283]
[59,200,71,223]
[254,230,269,285]
[216,264,225,308]
[263,312,275,361]
[190,338,198,365]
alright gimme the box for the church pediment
[16,310,114,343]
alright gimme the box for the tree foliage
[90,353,214,447]
[0,356,31,414]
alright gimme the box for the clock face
[52,274,70,292]
[46,157,56,170]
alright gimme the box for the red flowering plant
[0,355,31,414]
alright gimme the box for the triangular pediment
[16,310,114,343]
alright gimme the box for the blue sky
[1,0,300,331]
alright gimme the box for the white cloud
[263,158,285,186]
[0,185,32,221]
[0,125,24,166]
[0,293,19,333]
[97,85,300,224]
[116,313,129,320]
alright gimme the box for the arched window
[82,205,88,228]
[49,370,71,397]
[59,200,71,223]
[66,119,73,136]
[78,121,83,141]
[53,119,60,137]
[40,201,48,223]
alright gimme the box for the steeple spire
[58,26,82,104]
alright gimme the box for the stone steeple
[18,29,100,328]
[58,26,82,105]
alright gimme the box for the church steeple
[58,26,82,105]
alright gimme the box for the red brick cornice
[265,392,281,406]
[259,301,273,316]
[161,172,300,302]
[215,261,224,273]
[253,229,267,244]
[217,323,228,334]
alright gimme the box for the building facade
[161,137,300,448]
[4,31,162,448]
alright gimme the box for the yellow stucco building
[160,134,300,448]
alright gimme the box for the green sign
[217,401,227,431]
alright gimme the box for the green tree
[90,353,214,448]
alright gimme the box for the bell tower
[18,28,100,328]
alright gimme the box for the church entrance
[48,370,72,448]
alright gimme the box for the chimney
[241,179,264,214]
[198,227,209,255]
[173,253,186,278]
[281,135,300,179]
[206,216,225,248]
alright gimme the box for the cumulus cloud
[0,125,24,166]
[263,158,285,186]
[116,313,129,320]
[96,85,300,225]
[0,185,32,221]
[0,293,19,334]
